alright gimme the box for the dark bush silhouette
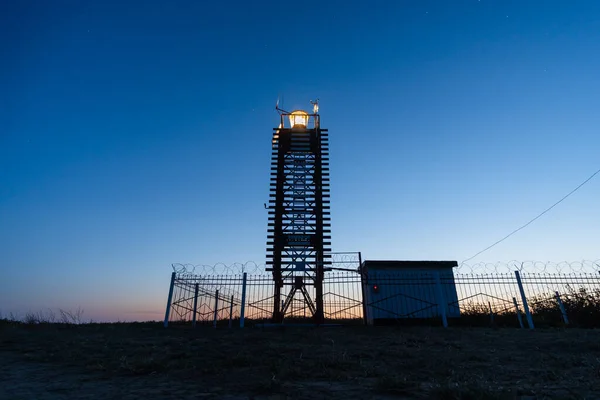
[529,286,600,328]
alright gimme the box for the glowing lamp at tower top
[289,110,309,128]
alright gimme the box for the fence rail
[166,261,600,329]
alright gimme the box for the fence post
[358,252,368,326]
[488,302,495,325]
[513,297,524,329]
[229,295,234,329]
[213,290,219,329]
[433,271,448,328]
[163,271,176,328]
[514,270,534,329]
[555,291,569,325]
[240,273,247,328]
[192,283,199,328]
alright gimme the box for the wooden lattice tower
[266,103,331,324]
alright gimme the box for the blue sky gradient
[1,1,599,321]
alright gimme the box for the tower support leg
[273,280,283,323]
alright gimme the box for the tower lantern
[289,111,309,128]
[266,100,331,324]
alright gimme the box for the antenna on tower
[276,94,289,115]
[310,98,320,114]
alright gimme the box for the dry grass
[1,320,600,399]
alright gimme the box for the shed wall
[363,268,460,324]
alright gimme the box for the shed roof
[362,260,458,270]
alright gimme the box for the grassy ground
[1,320,600,399]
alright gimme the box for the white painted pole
[240,272,247,328]
[513,297,524,329]
[192,283,199,328]
[213,290,219,329]
[163,271,176,328]
[555,291,569,325]
[229,295,234,329]
[514,270,534,329]
[433,271,448,328]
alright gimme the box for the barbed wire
[455,260,600,275]
[172,252,363,276]
[330,252,362,269]
[172,259,600,276]
[172,262,265,276]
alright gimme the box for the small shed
[361,260,460,325]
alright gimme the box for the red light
[372,284,379,293]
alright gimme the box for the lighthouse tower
[266,101,331,324]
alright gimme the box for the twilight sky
[1,0,599,321]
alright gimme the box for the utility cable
[461,166,600,264]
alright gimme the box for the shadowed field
[1,320,599,399]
